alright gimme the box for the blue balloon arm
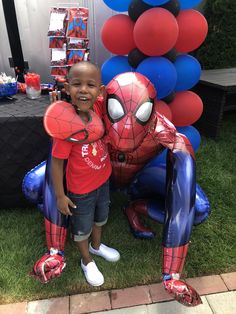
[22,160,46,205]
[163,150,196,247]
[22,151,69,229]
[43,153,69,228]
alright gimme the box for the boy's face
[65,64,103,112]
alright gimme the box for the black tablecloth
[0,94,51,208]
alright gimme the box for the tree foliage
[196,0,236,69]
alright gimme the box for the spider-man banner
[67,8,88,39]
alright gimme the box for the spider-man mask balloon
[103,72,157,152]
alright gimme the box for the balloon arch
[101,0,207,159]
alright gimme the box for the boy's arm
[51,156,75,215]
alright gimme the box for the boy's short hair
[67,61,101,82]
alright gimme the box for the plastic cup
[24,73,41,99]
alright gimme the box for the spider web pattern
[104,77,162,187]
[163,243,189,274]
[105,73,194,187]
[45,218,67,251]
[44,101,104,142]
[105,78,155,151]
[44,102,77,138]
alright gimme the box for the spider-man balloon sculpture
[23,72,210,307]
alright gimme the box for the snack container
[0,82,17,97]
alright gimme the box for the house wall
[0,1,14,77]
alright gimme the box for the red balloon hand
[31,251,66,283]
[163,279,202,307]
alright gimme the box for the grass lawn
[0,112,235,304]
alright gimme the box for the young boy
[51,61,120,287]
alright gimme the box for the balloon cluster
[101,0,208,156]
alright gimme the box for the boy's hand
[57,195,76,216]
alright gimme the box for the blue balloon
[146,149,167,167]
[134,164,167,196]
[177,126,201,152]
[143,0,169,5]
[136,57,177,99]
[22,160,46,205]
[174,54,201,91]
[179,0,203,10]
[103,0,132,12]
[101,56,134,85]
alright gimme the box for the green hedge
[196,0,236,69]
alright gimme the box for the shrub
[196,0,236,69]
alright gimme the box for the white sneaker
[81,260,104,286]
[89,243,120,262]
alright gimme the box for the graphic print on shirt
[91,143,97,156]
[81,140,108,170]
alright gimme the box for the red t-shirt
[51,97,111,194]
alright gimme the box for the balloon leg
[45,217,68,251]
[124,199,155,239]
[162,244,202,307]
[31,218,68,283]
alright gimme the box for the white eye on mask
[107,97,125,121]
[135,101,153,123]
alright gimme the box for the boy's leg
[76,238,92,265]
[89,180,120,262]
[68,190,104,286]
[77,236,104,287]
[91,224,102,250]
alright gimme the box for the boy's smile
[76,95,93,111]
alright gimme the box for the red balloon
[168,91,203,126]
[133,8,179,56]
[154,99,172,121]
[101,14,136,55]
[175,10,208,53]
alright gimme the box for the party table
[193,68,236,139]
[0,94,50,208]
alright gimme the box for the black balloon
[163,48,177,63]
[128,0,152,22]
[128,0,180,22]
[162,91,176,104]
[160,0,180,17]
[128,48,148,68]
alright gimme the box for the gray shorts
[68,179,110,242]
